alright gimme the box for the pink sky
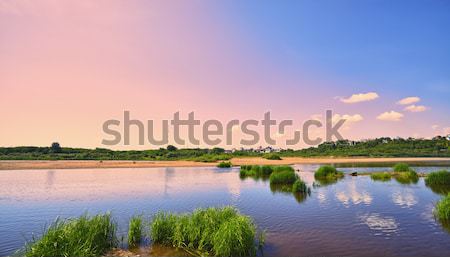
[0,1,448,149]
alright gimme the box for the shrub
[269,170,297,184]
[217,161,232,168]
[263,153,282,160]
[370,172,392,181]
[25,213,117,257]
[314,165,343,179]
[128,216,143,248]
[150,207,260,256]
[435,193,450,221]
[393,163,411,172]
[425,170,450,186]
[240,165,293,179]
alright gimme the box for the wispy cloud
[339,92,379,104]
[397,97,420,105]
[404,105,428,112]
[377,111,404,122]
[333,114,364,123]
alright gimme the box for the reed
[425,170,450,186]
[150,206,260,256]
[24,213,117,257]
[128,215,143,249]
[217,161,232,168]
[370,172,392,181]
[314,165,344,179]
[435,193,450,221]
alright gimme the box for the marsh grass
[394,170,419,184]
[128,216,143,249]
[314,165,344,179]
[240,165,294,181]
[217,161,232,168]
[292,179,310,194]
[370,172,392,181]
[150,206,260,256]
[435,193,450,222]
[425,170,450,186]
[269,170,297,184]
[24,213,117,257]
[393,163,412,172]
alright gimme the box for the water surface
[0,165,449,256]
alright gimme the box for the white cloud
[340,92,379,104]
[404,105,428,113]
[377,111,404,122]
[432,125,439,130]
[397,97,420,105]
[333,114,364,123]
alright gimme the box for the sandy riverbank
[1,157,450,170]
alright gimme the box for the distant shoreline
[1,157,450,170]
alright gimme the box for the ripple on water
[359,213,399,237]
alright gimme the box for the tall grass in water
[292,179,310,194]
[370,172,392,181]
[435,193,450,221]
[150,206,260,256]
[240,165,293,180]
[217,161,232,168]
[393,163,412,172]
[269,170,297,184]
[394,170,419,184]
[314,165,344,179]
[426,170,450,186]
[25,213,117,257]
[128,216,143,249]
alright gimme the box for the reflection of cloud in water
[360,213,398,236]
[227,180,241,203]
[391,189,417,208]
[335,179,372,207]
[317,190,327,204]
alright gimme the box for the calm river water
[1,164,449,256]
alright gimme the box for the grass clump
[425,170,450,186]
[150,206,260,256]
[314,165,344,179]
[394,170,419,184]
[25,213,117,257]
[269,170,297,184]
[393,163,412,172]
[217,161,232,168]
[370,172,392,181]
[263,153,282,160]
[128,216,143,249]
[435,193,450,221]
[240,165,293,180]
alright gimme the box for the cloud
[397,97,420,105]
[404,105,428,112]
[340,92,379,104]
[432,125,439,130]
[377,111,404,121]
[333,114,364,123]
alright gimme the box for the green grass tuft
[150,206,260,256]
[393,162,411,172]
[128,215,143,249]
[394,170,419,184]
[25,213,117,257]
[425,170,450,186]
[314,165,344,179]
[217,161,232,168]
[370,172,392,181]
[269,170,298,184]
[435,193,450,221]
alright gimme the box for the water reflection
[359,213,398,237]
[426,184,450,195]
[391,189,418,208]
[335,179,372,207]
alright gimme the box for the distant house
[447,134,450,141]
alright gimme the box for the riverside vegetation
[22,207,262,257]
[1,137,449,161]
[368,163,419,184]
